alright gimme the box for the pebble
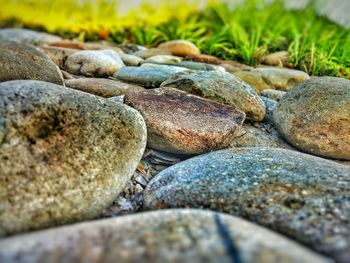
[261,51,289,67]
[65,49,124,77]
[64,78,145,97]
[40,45,78,67]
[233,70,271,92]
[0,41,63,85]
[0,209,330,263]
[0,28,61,45]
[0,80,147,236]
[144,55,182,64]
[157,40,200,57]
[260,96,278,123]
[114,66,172,88]
[143,147,350,262]
[124,87,245,155]
[161,70,266,121]
[133,48,172,59]
[274,76,350,160]
[119,53,144,66]
[260,88,286,101]
[184,54,221,65]
[140,63,188,74]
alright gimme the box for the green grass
[1,0,349,78]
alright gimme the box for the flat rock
[133,48,172,59]
[233,70,270,92]
[0,41,63,85]
[274,76,350,160]
[161,71,265,121]
[157,40,200,57]
[0,28,61,45]
[143,147,350,262]
[124,88,245,155]
[119,53,144,66]
[114,66,172,88]
[140,63,188,74]
[184,54,221,65]
[0,209,330,263]
[65,50,124,77]
[260,89,286,101]
[144,55,182,64]
[0,80,147,236]
[64,78,145,97]
[165,61,224,71]
[254,67,310,90]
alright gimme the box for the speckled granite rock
[0,209,331,263]
[260,96,278,123]
[274,77,350,160]
[157,40,200,57]
[0,41,63,85]
[143,147,350,262]
[260,89,286,101]
[0,80,147,236]
[64,78,144,97]
[125,88,245,155]
[0,28,61,45]
[161,71,265,121]
[65,50,124,77]
[114,66,172,88]
[254,67,310,90]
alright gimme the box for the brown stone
[125,88,245,155]
[64,78,145,97]
[41,45,78,67]
[184,54,221,65]
[48,40,86,50]
[261,51,289,67]
[233,70,270,92]
[157,40,200,57]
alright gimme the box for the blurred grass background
[0,0,349,78]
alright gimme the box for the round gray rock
[273,77,350,160]
[0,28,61,45]
[0,41,63,85]
[143,147,350,262]
[161,70,265,121]
[0,209,330,263]
[124,87,245,155]
[0,80,147,236]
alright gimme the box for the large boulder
[143,147,350,262]
[274,77,350,160]
[0,41,63,85]
[0,80,147,236]
[0,209,330,263]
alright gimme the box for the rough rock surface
[143,147,350,262]
[233,70,271,92]
[161,70,265,121]
[125,87,245,154]
[274,77,350,160]
[260,89,286,101]
[114,66,172,88]
[0,80,147,236]
[157,40,200,57]
[40,45,78,67]
[0,28,61,45]
[254,67,310,90]
[65,50,124,77]
[64,78,144,97]
[119,53,144,66]
[0,209,330,263]
[0,41,63,85]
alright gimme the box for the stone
[184,54,221,65]
[273,77,350,160]
[107,95,124,104]
[0,209,330,263]
[229,124,292,149]
[254,67,310,91]
[124,88,245,155]
[165,61,224,71]
[144,55,182,64]
[48,40,86,50]
[133,48,172,59]
[114,67,172,88]
[119,53,144,66]
[40,45,78,67]
[161,71,265,121]
[64,50,124,77]
[117,43,147,54]
[0,41,63,85]
[140,63,188,74]
[143,147,350,262]
[260,96,278,123]
[233,70,270,92]
[261,51,289,67]
[64,78,145,97]
[260,89,286,101]
[157,40,200,57]
[0,80,147,236]
[0,28,61,45]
